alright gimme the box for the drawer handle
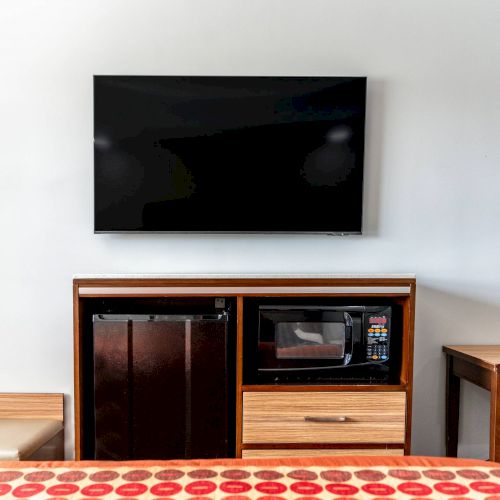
[304,416,348,423]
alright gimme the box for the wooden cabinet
[73,275,415,459]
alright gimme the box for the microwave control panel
[365,314,390,361]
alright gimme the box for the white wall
[1,0,499,459]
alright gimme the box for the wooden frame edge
[73,281,82,460]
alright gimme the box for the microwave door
[258,311,378,373]
[273,312,353,364]
[275,322,345,360]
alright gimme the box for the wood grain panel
[243,392,406,444]
[73,283,82,459]
[404,283,415,454]
[235,297,244,457]
[0,393,63,420]
[443,345,500,371]
[490,371,500,462]
[453,357,491,390]
[242,448,405,458]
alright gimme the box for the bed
[0,455,499,498]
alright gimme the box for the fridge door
[93,313,229,460]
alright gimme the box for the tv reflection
[300,125,355,188]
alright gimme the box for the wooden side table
[443,345,500,461]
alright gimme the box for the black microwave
[254,305,394,384]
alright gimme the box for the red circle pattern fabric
[0,462,499,498]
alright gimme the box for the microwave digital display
[276,322,345,359]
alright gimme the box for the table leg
[445,354,460,456]
[490,372,500,462]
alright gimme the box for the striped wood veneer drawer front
[242,448,405,458]
[243,392,406,444]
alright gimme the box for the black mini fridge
[92,313,231,460]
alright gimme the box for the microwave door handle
[344,312,353,364]
[344,312,353,328]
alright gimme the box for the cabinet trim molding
[79,285,411,297]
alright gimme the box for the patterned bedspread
[0,455,499,499]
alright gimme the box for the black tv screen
[94,76,366,233]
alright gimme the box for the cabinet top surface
[74,273,416,280]
[443,345,500,369]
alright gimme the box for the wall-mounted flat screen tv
[94,76,366,233]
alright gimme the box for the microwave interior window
[275,322,345,359]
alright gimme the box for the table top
[443,345,500,371]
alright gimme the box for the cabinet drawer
[242,448,405,458]
[243,392,406,444]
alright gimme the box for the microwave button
[368,328,374,333]
[372,355,379,360]
[381,355,388,360]
[381,328,388,333]
[375,328,381,333]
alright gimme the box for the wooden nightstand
[443,345,500,461]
